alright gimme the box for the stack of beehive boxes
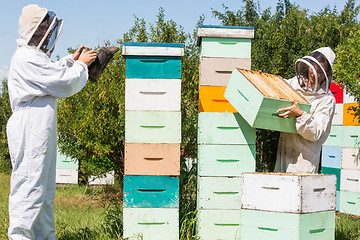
[122,42,184,239]
[55,150,78,184]
[240,172,336,240]
[196,25,256,240]
[323,83,360,214]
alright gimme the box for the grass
[1,171,360,239]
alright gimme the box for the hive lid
[122,42,184,56]
[237,68,309,104]
[196,25,254,46]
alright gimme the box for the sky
[0,0,355,81]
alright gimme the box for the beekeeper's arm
[29,48,96,98]
[278,97,335,141]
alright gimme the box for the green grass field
[1,172,360,239]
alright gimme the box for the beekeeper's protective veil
[17,4,63,57]
[295,47,336,94]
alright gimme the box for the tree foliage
[0,79,11,172]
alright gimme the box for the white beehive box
[241,172,336,213]
[340,169,360,193]
[88,171,115,185]
[56,169,78,184]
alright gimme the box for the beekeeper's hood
[295,47,336,94]
[17,4,63,57]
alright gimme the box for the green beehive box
[125,111,181,144]
[197,25,254,59]
[197,176,242,210]
[339,190,360,216]
[225,68,311,133]
[323,126,343,147]
[197,112,256,145]
[240,209,335,240]
[198,144,255,177]
[56,150,78,170]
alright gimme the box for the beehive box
[122,42,184,79]
[199,86,237,112]
[329,82,343,103]
[56,169,78,184]
[323,126,343,147]
[197,112,256,145]
[241,172,336,213]
[342,126,360,148]
[225,68,311,133]
[56,150,78,170]
[199,57,251,86]
[125,111,181,144]
[125,79,181,111]
[343,103,360,126]
[321,167,341,191]
[197,176,242,210]
[198,144,255,177]
[88,171,114,185]
[341,148,360,170]
[240,209,335,240]
[197,209,240,240]
[123,208,179,240]
[332,104,343,125]
[125,143,180,176]
[321,146,342,169]
[340,169,360,193]
[123,175,179,208]
[197,25,254,59]
[339,190,360,216]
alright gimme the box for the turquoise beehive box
[225,68,311,133]
[122,42,184,79]
[123,175,179,208]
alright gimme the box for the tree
[0,79,12,172]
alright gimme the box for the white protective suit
[274,47,336,173]
[7,5,88,240]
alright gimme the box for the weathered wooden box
[197,176,242,210]
[123,42,184,79]
[199,57,251,86]
[321,146,342,169]
[197,209,240,240]
[56,150,78,170]
[197,25,254,59]
[125,143,180,176]
[125,79,181,111]
[198,144,255,177]
[321,167,341,191]
[323,126,343,147]
[199,86,237,113]
[56,169,78,184]
[342,126,360,148]
[125,111,181,144]
[339,190,360,216]
[123,175,179,208]
[225,68,311,133]
[342,147,360,170]
[241,173,336,213]
[340,169,360,193]
[343,103,360,126]
[240,209,335,240]
[123,208,179,240]
[197,112,256,145]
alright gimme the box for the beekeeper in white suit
[7,4,97,239]
[274,47,336,173]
